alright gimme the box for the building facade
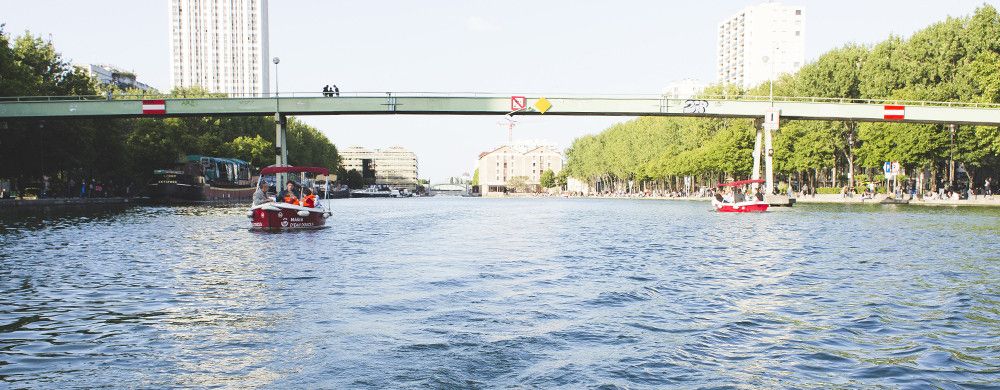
[477,143,563,193]
[341,146,419,189]
[78,64,152,91]
[169,0,270,96]
[717,2,805,89]
[663,78,705,99]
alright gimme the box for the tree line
[0,26,341,196]
[565,5,1000,195]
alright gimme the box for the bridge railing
[2,92,1000,109]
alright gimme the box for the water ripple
[1,199,999,387]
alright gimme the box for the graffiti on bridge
[682,100,709,114]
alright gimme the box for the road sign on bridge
[510,96,526,111]
[764,108,780,130]
[141,100,166,115]
[884,105,905,120]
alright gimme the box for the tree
[471,168,479,186]
[343,169,364,189]
[539,169,556,188]
[224,135,272,167]
[506,176,530,193]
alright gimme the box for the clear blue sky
[3,1,993,182]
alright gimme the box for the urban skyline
[1,0,989,182]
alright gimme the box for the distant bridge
[2,92,1000,126]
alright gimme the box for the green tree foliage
[565,5,1000,193]
[539,169,555,188]
[223,135,272,168]
[470,168,479,186]
[342,169,364,189]
[506,176,531,193]
[0,27,341,194]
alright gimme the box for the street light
[272,57,280,97]
[762,54,773,104]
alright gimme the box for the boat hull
[148,182,254,203]
[250,203,329,230]
[713,200,770,213]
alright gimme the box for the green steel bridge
[3,92,998,194]
[2,92,1000,125]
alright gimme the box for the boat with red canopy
[249,166,333,230]
[712,179,769,213]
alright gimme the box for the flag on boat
[883,105,905,120]
[142,100,166,115]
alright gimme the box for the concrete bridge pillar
[752,119,763,189]
[764,125,775,195]
[275,113,287,166]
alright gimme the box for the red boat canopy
[717,179,765,187]
[260,166,330,175]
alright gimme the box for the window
[795,31,800,36]
[795,9,801,15]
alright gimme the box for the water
[1,198,999,388]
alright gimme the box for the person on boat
[733,188,746,203]
[282,181,300,205]
[755,188,765,202]
[301,188,318,208]
[253,181,272,206]
[714,192,725,203]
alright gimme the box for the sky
[3,0,995,183]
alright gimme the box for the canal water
[1,198,998,388]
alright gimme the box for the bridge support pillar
[764,125,775,195]
[275,113,288,185]
[751,119,763,189]
[275,113,288,166]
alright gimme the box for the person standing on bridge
[333,84,340,97]
[322,85,331,97]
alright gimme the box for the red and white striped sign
[883,105,905,120]
[142,99,166,115]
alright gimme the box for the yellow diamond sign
[533,97,552,114]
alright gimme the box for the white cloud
[465,16,499,32]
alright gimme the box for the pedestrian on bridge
[322,85,331,97]
[333,84,340,97]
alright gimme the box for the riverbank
[487,192,1000,207]
[0,197,138,209]
[792,193,1000,207]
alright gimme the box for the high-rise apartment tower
[169,0,270,96]
[717,2,805,90]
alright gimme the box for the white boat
[351,185,394,198]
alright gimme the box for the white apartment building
[341,146,419,189]
[663,78,705,99]
[717,2,805,90]
[78,64,152,91]
[169,0,270,96]
[477,143,563,193]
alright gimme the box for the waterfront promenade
[493,192,1000,207]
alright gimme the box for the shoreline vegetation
[561,5,1000,199]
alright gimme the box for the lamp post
[272,57,280,97]
[762,54,774,104]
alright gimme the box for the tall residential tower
[169,0,270,96]
[717,2,805,90]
